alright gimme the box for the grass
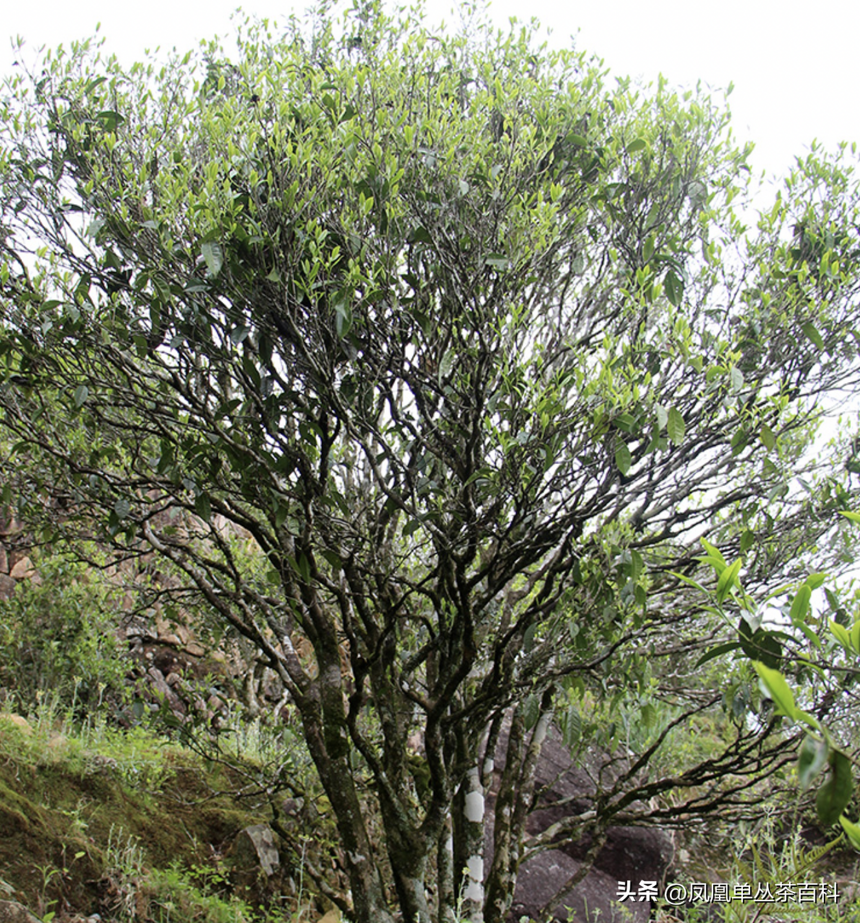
[0,699,314,923]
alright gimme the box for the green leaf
[668,571,709,594]
[97,110,125,132]
[789,585,812,625]
[626,138,647,154]
[830,619,853,653]
[753,661,795,718]
[321,549,343,569]
[743,627,782,669]
[716,558,742,603]
[615,441,632,476]
[802,322,825,350]
[798,734,829,791]
[798,621,823,651]
[851,620,860,655]
[333,297,352,338]
[643,235,655,264]
[816,751,854,826]
[806,573,828,590]
[194,492,211,522]
[402,519,422,537]
[694,641,741,667]
[523,622,537,654]
[484,253,509,270]
[560,707,582,747]
[840,510,860,523]
[73,384,89,408]
[201,241,223,278]
[639,702,657,728]
[664,270,683,307]
[667,407,685,446]
[438,349,455,381]
[760,424,776,451]
[230,325,250,345]
[700,538,726,567]
[840,815,860,851]
[407,226,433,244]
[113,498,130,521]
[522,694,540,731]
[132,334,148,357]
[730,366,744,392]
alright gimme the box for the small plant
[148,864,252,923]
[103,825,147,922]
[33,862,59,922]
[662,816,850,923]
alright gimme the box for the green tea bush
[0,552,130,714]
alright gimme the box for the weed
[102,825,147,922]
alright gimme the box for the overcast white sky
[4,0,859,186]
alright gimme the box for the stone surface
[0,901,42,923]
[146,666,185,713]
[0,575,16,600]
[0,511,22,536]
[0,714,32,735]
[511,854,635,923]
[8,556,34,580]
[234,823,280,877]
[487,727,673,922]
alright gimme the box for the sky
[3,0,859,188]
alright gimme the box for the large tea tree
[2,5,860,921]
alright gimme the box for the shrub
[0,552,130,714]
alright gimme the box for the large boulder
[229,823,283,900]
[234,823,280,878]
[487,728,674,922]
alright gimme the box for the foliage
[661,817,849,923]
[2,2,860,921]
[0,551,130,712]
[690,532,860,846]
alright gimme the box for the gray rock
[234,823,280,877]
[146,666,184,713]
[0,575,16,600]
[487,728,673,922]
[0,901,42,923]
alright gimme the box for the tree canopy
[2,3,860,921]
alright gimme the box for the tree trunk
[457,765,486,922]
[485,701,553,923]
[437,817,457,923]
[298,636,397,923]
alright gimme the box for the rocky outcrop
[233,824,281,879]
[0,509,32,600]
[0,901,42,923]
[487,728,674,922]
